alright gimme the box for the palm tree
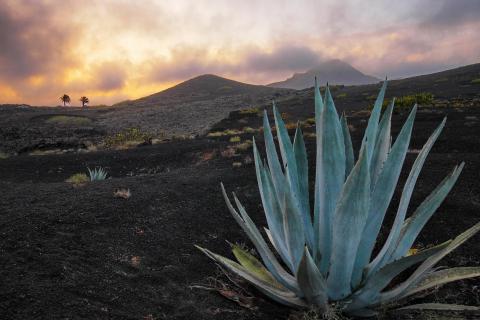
[60,94,71,107]
[79,96,89,108]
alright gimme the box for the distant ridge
[268,59,380,89]
[116,74,289,107]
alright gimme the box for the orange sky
[0,0,479,106]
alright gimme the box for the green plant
[87,167,108,181]
[197,79,480,317]
[471,78,480,84]
[229,136,241,143]
[104,128,152,147]
[66,173,89,184]
[236,140,253,151]
[369,93,434,112]
[239,107,261,115]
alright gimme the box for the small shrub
[336,93,347,98]
[207,131,225,137]
[0,151,9,159]
[66,173,89,184]
[104,128,152,148]
[243,127,258,134]
[88,167,108,181]
[368,92,434,112]
[471,78,480,84]
[239,107,260,115]
[229,136,241,143]
[224,129,242,136]
[305,117,316,125]
[236,140,253,151]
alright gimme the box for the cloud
[244,45,323,72]
[0,1,81,81]
[422,0,480,29]
[94,62,128,91]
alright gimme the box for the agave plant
[87,167,108,181]
[197,79,480,317]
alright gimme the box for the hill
[268,59,380,89]
[116,74,290,108]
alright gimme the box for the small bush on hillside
[66,173,89,184]
[229,136,241,143]
[471,78,480,84]
[105,128,153,147]
[239,107,260,115]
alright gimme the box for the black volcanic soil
[1,103,480,319]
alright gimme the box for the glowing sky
[0,0,479,106]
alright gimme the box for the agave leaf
[399,266,480,300]
[352,105,417,287]
[196,246,307,308]
[293,125,314,250]
[314,77,324,113]
[314,85,346,273]
[340,113,355,179]
[327,145,370,300]
[379,221,480,304]
[361,80,387,165]
[368,117,446,274]
[347,241,451,310]
[282,188,306,272]
[370,98,394,188]
[262,110,286,206]
[396,303,480,312]
[220,184,300,293]
[273,104,300,201]
[296,247,328,308]
[232,244,284,289]
[253,140,291,267]
[392,163,464,260]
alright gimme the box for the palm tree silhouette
[79,96,89,108]
[60,94,71,107]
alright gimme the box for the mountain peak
[268,59,380,89]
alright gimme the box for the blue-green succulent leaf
[293,125,314,250]
[196,246,307,308]
[361,80,387,165]
[368,117,446,273]
[253,140,291,267]
[370,98,394,188]
[314,77,324,113]
[379,221,480,305]
[327,145,370,300]
[352,105,417,286]
[220,184,300,293]
[392,162,464,260]
[396,303,480,312]
[314,85,346,273]
[282,189,306,272]
[296,246,328,307]
[263,110,286,205]
[273,103,298,188]
[340,113,355,179]
[348,241,450,310]
[399,266,480,299]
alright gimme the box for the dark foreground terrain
[1,101,479,319]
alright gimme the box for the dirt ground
[0,103,479,319]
